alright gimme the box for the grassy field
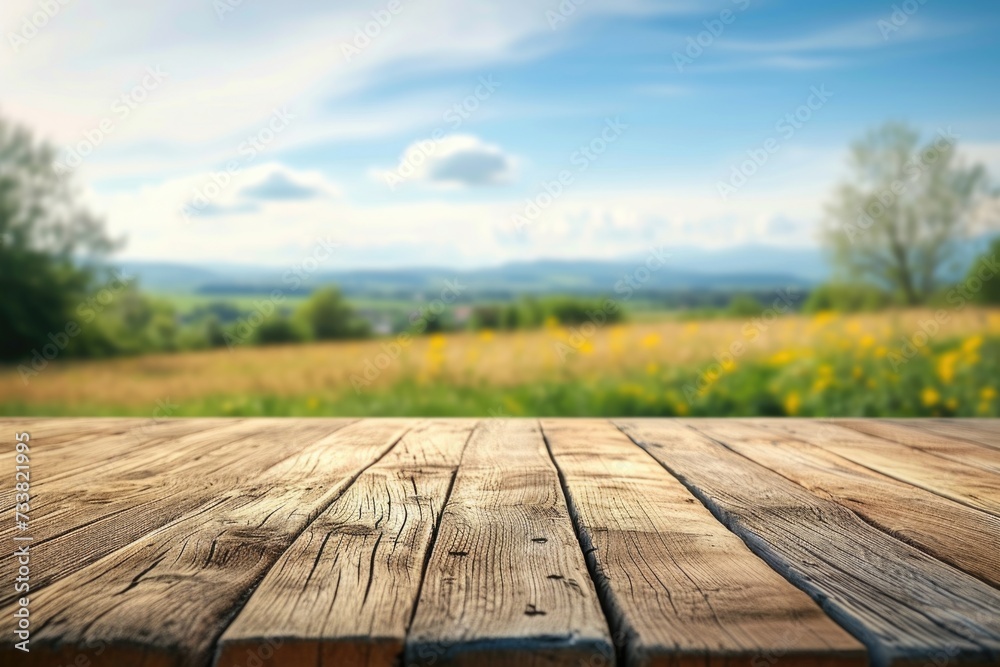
[2,308,998,417]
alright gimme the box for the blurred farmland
[3,308,998,418]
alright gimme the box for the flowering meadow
[2,308,998,417]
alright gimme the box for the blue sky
[2,0,998,268]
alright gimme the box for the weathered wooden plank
[619,419,1000,667]
[770,420,1000,517]
[406,420,613,667]
[948,418,1000,430]
[0,419,354,607]
[217,420,475,667]
[0,418,254,523]
[839,419,1000,475]
[542,419,866,667]
[2,418,227,461]
[691,420,1000,589]
[886,419,1000,451]
[0,418,231,510]
[0,417,126,446]
[0,419,413,667]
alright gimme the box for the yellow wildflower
[962,335,983,354]
[812,311,836,327]
[646,362,659,376]
[769,350,794,366]
[306,396,319,410]
[936,352,958,384]
[641,333,661,349]
[921,388,940,407]
[429,334,446,349]
[478,329,494,342]
[981,387,997,401]
[784,392,801,415]
[945,398,958,411]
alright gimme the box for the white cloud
[88,154,830,268]
[718,17,966,53]
[0,0,699,186]
[373,135,515,189]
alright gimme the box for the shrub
[254,316,304,345]
[804,283,894,313]
[298,287,370,339]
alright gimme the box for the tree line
[1,115,997,367]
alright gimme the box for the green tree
[803,283,894,313]
[967,237,1000,305]
[298,287,369,339]
[726,294,764,317]
[822,122,989,305]
[0,117,118,361]
[254,315,304,345]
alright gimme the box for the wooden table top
[1,418,998,667]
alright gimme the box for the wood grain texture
[217,420,475,667]
[885,419,1000,451]
[618,419,1000,667]
[690,420,1000,589]
[769,419,1000,517]
[0,419,412,667]
[0,419,340,606]
[838,419,1000,475]
[541,419,866,667]
[0,418,231,510]
[406,420,613,667]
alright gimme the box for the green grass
[5,333,996,418]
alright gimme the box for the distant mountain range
[117,245,831,298]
